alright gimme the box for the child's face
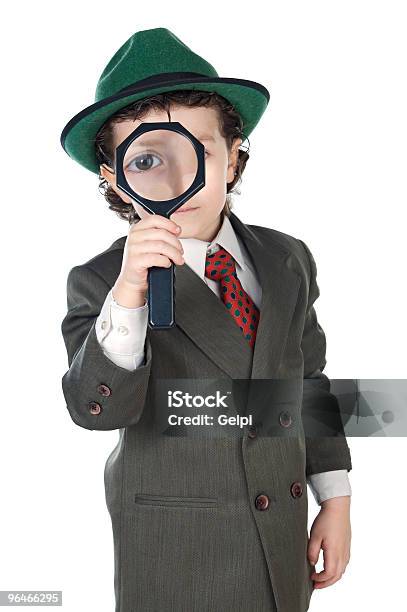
[100,104,242,241]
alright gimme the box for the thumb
[307,536,322,565]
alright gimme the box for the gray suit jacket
[61,211,352,612]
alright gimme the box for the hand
[307,496,351,589]
[113,215,185,308]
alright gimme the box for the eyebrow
[119,132,218,154]
[196,134,216,142]
[126,133,217,148]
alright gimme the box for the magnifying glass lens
[123,129,198,201]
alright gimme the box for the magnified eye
[127,152,162,173]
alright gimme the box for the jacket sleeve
[61,263,152,431]
[297,239,352,477]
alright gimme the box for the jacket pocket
[134,493,218,508]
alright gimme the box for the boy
[60,28,352,612]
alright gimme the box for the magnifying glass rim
[116,121,205,214]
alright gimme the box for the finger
[307,537,322,566]
[312,548,341,582]
[313,573,343,589]
[135,253,176,269]
[132,214,181,235]
[314,571,343,589]
[132,240,185,266]
[129,227,184,254]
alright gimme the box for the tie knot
[205,246,236,281]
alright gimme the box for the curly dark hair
[94,90,250,224]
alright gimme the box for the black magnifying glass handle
[147,262,176,328]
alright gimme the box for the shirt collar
[179,213,248,281]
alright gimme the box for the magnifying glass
[115,122,206,329]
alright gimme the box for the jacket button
[255,494,270,511]
[279,411,292,427]
[88,401,102,415]
[97,383,111,397]
[248,424,258,439]
[290,481,303,498]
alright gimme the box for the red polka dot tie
[205,246,260,350]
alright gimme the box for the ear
[226,138,243,183]
[99,164,133,204]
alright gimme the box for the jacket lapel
[174,212,302,380]
[230,213,302,380]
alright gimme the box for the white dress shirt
[95,214,351,505]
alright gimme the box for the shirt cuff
[95,288,148,356]
[307,469,352,505]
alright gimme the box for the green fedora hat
[60,27,270,175]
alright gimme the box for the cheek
[201,160,228,196]
[190,171,226,216]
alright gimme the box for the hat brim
[60,76,270,174]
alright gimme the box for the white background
[1,1,406,610]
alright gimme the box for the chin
[180,222,201,235]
